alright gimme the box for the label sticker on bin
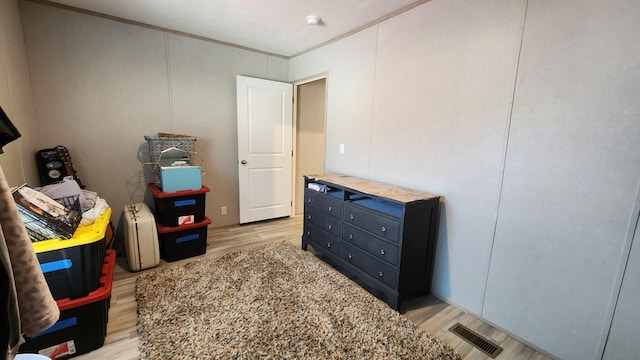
[176,233,200,244]
[33,317,77,337]
[40,340,77,359]
[174,199,196,207]
[178,215,194,225]
[40,259,72,273]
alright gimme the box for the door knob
[240,160,247,165]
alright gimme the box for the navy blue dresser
[302,173,441,311]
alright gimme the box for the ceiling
[39,0,428,58]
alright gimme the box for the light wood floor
[75,215,555,360]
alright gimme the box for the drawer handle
[328,206,332,212]
[381,226,387,232]
[327,242,331,248]
[349,234,354,240]
[307,214,312,220]
[378,271,384,277]
[306,230,310,236]
[348,254,353,260]
[380,249,385,255]
[308,198,312,203]
[328,224,332,230]
[350,214,354,220]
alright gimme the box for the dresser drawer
[303,223,341,256]
[340,243,397,288]
[342,223,400,266]
[343,203,401,243]
[305,206,341,237]
[305,189,342,218]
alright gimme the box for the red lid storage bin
[19,249,116,359]
[149,183,209,227]
[157,217,211,262]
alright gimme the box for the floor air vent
[449,323,503,358]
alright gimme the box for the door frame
[292,72,329,215]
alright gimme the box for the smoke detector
[306,15,321,26]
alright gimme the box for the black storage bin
[32,208,111,300]
[148,183,209,227]
[19,249,115,359]
[157,217,211,262]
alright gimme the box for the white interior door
[237,75,293,224]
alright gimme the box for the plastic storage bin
[149,183,209,227]
[159,165,202,193]
[157,217,211,262]
[32,208,112,300]
[19,249,116,359]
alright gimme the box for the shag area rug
[136,241,460,359]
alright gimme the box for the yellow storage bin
[32,208,112,300]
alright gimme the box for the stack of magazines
[12,183,82,241]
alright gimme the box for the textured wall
[291,0,640,358]
[483,1,640,358]
[0,0,39,185]
[14,0,640,358]
[21,1,289,227]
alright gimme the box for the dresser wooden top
[305,173,440,204]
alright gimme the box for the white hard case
[123,203,160,271]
